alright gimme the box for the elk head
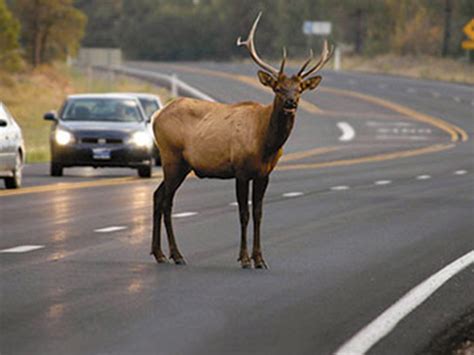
[237,12,333,115]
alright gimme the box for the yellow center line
[0,173,163,197]
[277,144,455,171]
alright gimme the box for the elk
[151,12,333,268]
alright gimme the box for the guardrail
[93,65,216,102]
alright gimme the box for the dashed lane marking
[229,201,252,207]
[330,186,350,191]
[374,180,392,186]
[454,170,467,175]
[0,245,45,253]
[416,175,432,180]
[172,212,198,218]
[335,249,474,355]
[94,226,128,233]
[282,192,304,197]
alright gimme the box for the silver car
[0,102,25,189]
[117,93,163,165]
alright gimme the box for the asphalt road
[1,62,473,355]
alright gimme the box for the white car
[0,102,25,189]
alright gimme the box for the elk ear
[300,76,322,92]
[257,70,277,88]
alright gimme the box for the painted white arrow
[337,122,355,142]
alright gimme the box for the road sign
[462,18,474,50]
[303,21,332,35]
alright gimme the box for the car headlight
[55,129,73,145]
[130,131,153,148]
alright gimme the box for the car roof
[67,93,142,100]
[111,92,161,100]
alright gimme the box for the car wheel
[138,162,152,178]
[4,151,22,189]
[50,162,63,177]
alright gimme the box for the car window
[62,98,143,122]
[138,98,160,119]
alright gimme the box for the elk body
[151,13,333,268]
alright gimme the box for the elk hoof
[151,250,168,264]
[252,254,268,269]
[174,258,186,265]
[238,253,252,269]
[170,253,186,265]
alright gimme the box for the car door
[0,103,15,171]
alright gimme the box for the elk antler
[297,40,334,78]
[237,12,284,78]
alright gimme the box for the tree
[14,0,87,67]
[0,0,22,71]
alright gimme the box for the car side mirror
[44,111,58,121]
[0,119,7,127]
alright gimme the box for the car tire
[4,151,22,189]
[50,162,63,177]
[138,162,152,178]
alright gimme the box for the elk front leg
[151,182,167,263]
[236,178,251,268]
[252,176,269,269]
[163,163,190,265]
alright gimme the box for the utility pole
[442,0,452,57]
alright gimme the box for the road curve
[1,62,473,355]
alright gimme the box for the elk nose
[284,99,297,109]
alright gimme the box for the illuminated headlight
[130,131,153,148]
[55,129,73,145]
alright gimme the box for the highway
[1,62,473,355]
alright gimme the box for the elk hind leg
[151,182,167,263]
[163,163,190,265]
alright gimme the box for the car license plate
[92,148,111,160]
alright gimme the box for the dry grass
[0,64,171,163]
[341,54,474,84]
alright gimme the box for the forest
[1,0,473,70]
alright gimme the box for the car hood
[59,120,145,134]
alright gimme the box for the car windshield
[62,98,143,122]
[138,98,160,119]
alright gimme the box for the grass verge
[0,64,171,163]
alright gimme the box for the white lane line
[335,250,474,355]
[94,226,128,233]
[172,212,198,218]
[0,245,45,253]
[454,170,467,175]
[337,122,356,142]
[416,175,432,180]
[374,180,392,186]
[282,192,304,198]
[330,186,350,191]
[229,201,252,207]
[453,96,461,103]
